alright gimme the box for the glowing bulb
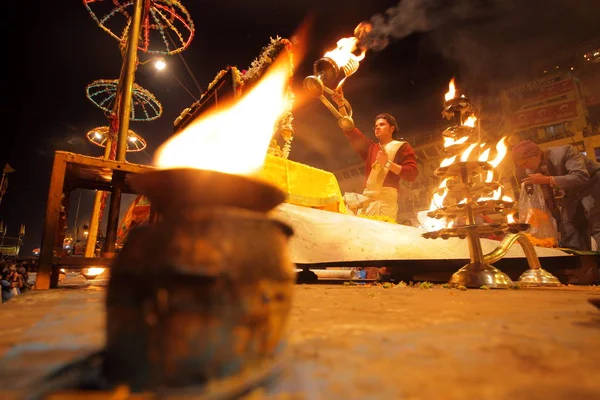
[154,58,167,71]
[94,132,102,139]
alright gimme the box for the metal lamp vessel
[424,88,561,289]
[103,168,295,391]
[303,57,359,131]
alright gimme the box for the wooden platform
[36,151,155,290]
[273,203,572,264]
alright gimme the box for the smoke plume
[360,0,505,51]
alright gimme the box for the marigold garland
[358,214,397,224]
[205,69,229,94]
[173,37,296,158]
[231,67,244,97]
[242,37,296,159]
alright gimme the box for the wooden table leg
[36,153,67,290]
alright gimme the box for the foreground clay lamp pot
[103,169,294,391]
[103,53,297,391]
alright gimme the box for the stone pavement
[1,279,600,399]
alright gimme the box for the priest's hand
[375,149,388,166]
[521,173,555,185]
[332,88,345,108]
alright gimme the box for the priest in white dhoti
[339,112,419,221]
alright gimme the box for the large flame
[324,37,366,68]
[444,78,456,101]
[324,36,366,87]
[154,57,292,175]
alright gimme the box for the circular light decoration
[83,0,194,55]
[86,126,147,152]
[86,79,163,122]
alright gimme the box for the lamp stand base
[449,262,515,289]
[518,268,562,287]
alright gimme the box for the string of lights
[83,0,195,55]
[86,126,147,152]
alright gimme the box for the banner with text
[511,101,578,130]
[507,79,574,112]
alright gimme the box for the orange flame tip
[444,78,456,101]
[154,57,293,176]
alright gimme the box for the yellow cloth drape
[258,154,348,214]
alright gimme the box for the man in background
[511,140,600,251]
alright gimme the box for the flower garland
[358,214,397,224]
[175,66,244,128]
[231,67,244,97]
[205,69,229,94]
[198,66,244,105]
[242,37,296,159]
[174,37,296,158]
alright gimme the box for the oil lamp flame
[482,137,509,182]
[353,22,372,41]
[429,185,448,210]
[429,178,449,209]
[444,78,456,101]
[463,115,477,127]
[444,136,469,148]
[440,155,456,168]
[323,36,366,88]
[478,148,491,162]
[488,136,508,168]
[460,143,477,162]
[422,215,447,232]
[154,57,292,176]
[476,187,503,203]
[507,213,516,223]
[492,187,502,200]
[439,177,449,189]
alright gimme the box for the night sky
[3,0,598,256]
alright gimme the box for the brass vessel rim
[128,168,286,214]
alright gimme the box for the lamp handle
[319,85,353,120]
